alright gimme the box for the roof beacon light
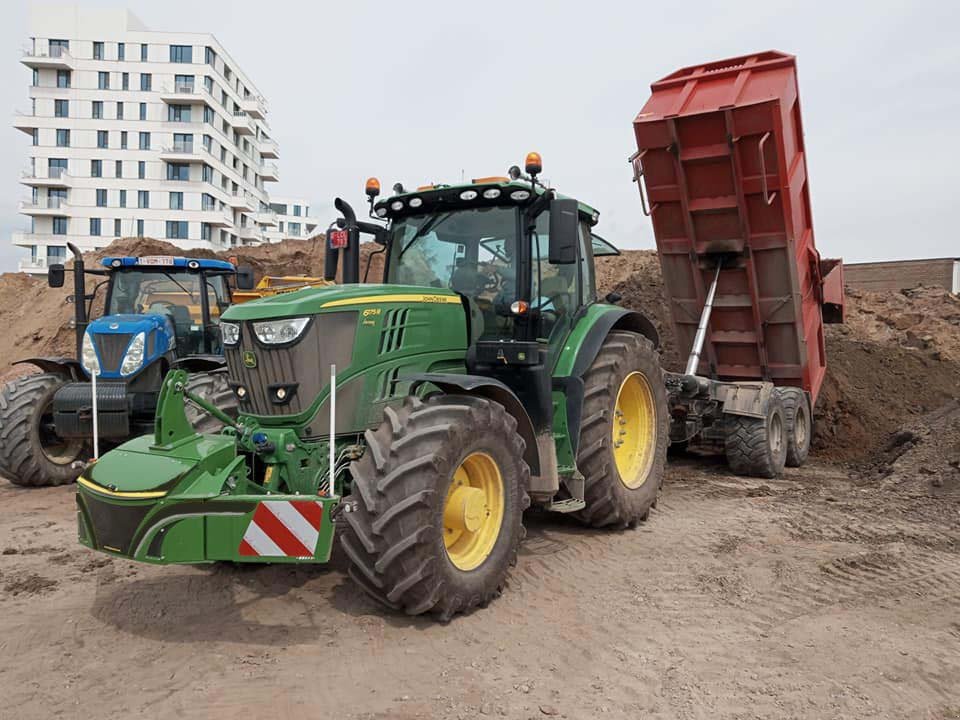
[365,177,381,199]
[524,152,542,176]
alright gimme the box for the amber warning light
[365,177,381,198]
[525,152,542,176]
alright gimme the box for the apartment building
[264,196,322,243]
[13,6,281,273]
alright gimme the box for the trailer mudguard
[405,372,540,476]
[12,357,85,381]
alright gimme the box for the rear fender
[405,372,540,476]
[170,355,227,373]
[13,357,85,381]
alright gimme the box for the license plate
[137,256,175,266]
[328,230,348,249]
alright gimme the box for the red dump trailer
[632,50,844,478]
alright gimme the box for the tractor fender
[12,357,85,381]
[405,372,541,476]
[558,307,660,456]
[170,355,227,373]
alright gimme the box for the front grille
[94,333,133,373]
[224,311,357,417]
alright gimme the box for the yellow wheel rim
[443,452,505,571]
[612,371,658,489]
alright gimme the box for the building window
[116,101,123,119]
[202,134,212,151]
[92,100,103,119]
[204,75,214,94]
[139,132,150,150]
[119,190,127,208]
[140,73,151,91]
[205,46,216,66]
[166,221,189,239]
[201,165,213,183]
[96,189,107,207]
[97,130,108,149]
[117,42,124,61]
[115,160,122,178]
[169,191,184,210]
[32,68,39,87]
[137,190,149,209]
[173,133,193,152]
[48,158,68,177]
[114,218,122,236]
[122,72,129,91]
[167,104,191,123]
[293,205,302,217]
[137,161,145,179]
[90,218,101,236]
[52,217,67,235]
[203,106,215,124]
[166,163,190,181]
[170,45,193,63]
[120,131,128,149]
[174,74,195,92]
[139,102,147,120]
[98,71,109,89]
[201,222,211,241]
[140,43,148,61]
[56,70,71,88]
[91,159,102,178]
[136,219,144,237]
[54,99,68,118]
[289,222,301,236]
[31,129,38,146]
[56,129,70,147]
[201,193,216,210]
[93,41,104,60]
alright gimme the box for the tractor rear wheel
[724,394,787,478]
[341,394,529,620]
[778,388,811,467]
[184,371,238,433]
[0,373,86,487]
[574,332,668,528]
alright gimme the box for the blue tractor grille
[94,333,133,373]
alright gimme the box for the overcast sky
[1,0,958,272]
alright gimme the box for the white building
[14,5,282,273]
[264,196,322,243]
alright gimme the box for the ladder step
[545,498,586,514]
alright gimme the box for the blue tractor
[0,243,256,487]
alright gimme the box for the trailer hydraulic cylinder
[685,263,722,376]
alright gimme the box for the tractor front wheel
[341,394,529,620]
[0,373,86,487]
[185,371,238,433]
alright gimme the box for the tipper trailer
[631,50,844,477]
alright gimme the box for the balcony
[253,210,278,227]
[13,110,40,134]
[160,143,207,163]
[237,224,264,244]
[260,162,279,182]
[21,45,74,70]
[19,197,68,215]
[259,137,279,159]
[20,168,70,187]
[202,203,234,226]
[159,82,211,105]
[227,190,257,211]
[228,112,255,136]
[239,95,267,120]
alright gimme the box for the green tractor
[76,155,668,619]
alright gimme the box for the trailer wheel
[779,388,811,467]
[184,372,238,434]
[0,373,86,487]
[574,332,668,528]
[724,394,787,479]
[340,394,529,620]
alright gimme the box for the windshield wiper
[163,272,196,301]
[398,212,454,260]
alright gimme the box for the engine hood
[88,313,173,337]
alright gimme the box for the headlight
[253,317,309,345]
[510,190,531,201]
[221,321,240,345]
[120,332,146,376]
[81,332,100,374]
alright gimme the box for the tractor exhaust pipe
[68,242,88,359]
[684,262,722,377]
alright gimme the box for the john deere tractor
[75,155,668,619]
[0,245,255,487]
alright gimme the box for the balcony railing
[162,143,197,155]
[20,197,67,210]
[21,167,69,181]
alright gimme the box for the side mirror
[548,198,578,265]
[48,264,65,288]
[235,266,255,290]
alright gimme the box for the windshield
[107,270,230,354]
[387,207,519,339]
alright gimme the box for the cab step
[544,498,586,513]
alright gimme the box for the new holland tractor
[0,245,256,487]
[74,155,668,619]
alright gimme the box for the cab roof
[101,256,236,272]
[373,178,601,226]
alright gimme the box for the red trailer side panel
[633,50,840,404]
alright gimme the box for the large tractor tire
[340,394,530,620]
[574,331,668,528]
[778,387,811,468]
[724,393,787,478]
[184,371,238,433]
[0,373,86,487]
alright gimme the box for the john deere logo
[242,351,257,368]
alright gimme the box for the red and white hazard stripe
[238,500,323,558]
